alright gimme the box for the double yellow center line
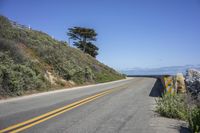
[0,85,127,133]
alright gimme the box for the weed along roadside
[156,70,200,133]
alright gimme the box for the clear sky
[0,0,200,70]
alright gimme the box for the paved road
[0,77,178,133]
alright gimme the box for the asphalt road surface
[0,77,178,133]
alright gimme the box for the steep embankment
[0,16,124,97]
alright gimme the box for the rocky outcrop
[185,69,200,100]
[175,73,186,93]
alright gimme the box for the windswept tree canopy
[67,27,98,58]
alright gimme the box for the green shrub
[188,107,200,133]
[2,67,24,95]
[0,51,48,96]
[0,39,26,63]
[155,93,188,120]
[71,70,85,84]
[156,92,200,132]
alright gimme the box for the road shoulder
[0,77,133,104]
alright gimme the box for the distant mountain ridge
[121,65,200,75]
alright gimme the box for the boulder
[185,69,200,100]
[175,73,186,93]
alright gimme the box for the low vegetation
[156,92,200,133]
[0,16,125,97]
[156,93,188,120]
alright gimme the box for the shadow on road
[149,79,164,97]
[169,124,191,133]
[179,126,191,133]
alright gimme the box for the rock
[185,69,200,101]
[175,73,186,93]
[44,70,57,85]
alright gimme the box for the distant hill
[0,16,124,97]
[121,65,200,76]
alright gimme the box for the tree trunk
[83,38,86,53]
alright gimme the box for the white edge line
[0,77,134,104]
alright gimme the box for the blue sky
[0,0,200,70]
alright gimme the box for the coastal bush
[188,107,200,133]
[156,90,200,133]
[155,93,188,120]
[0,52,47,96]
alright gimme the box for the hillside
[0,16,124,97]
